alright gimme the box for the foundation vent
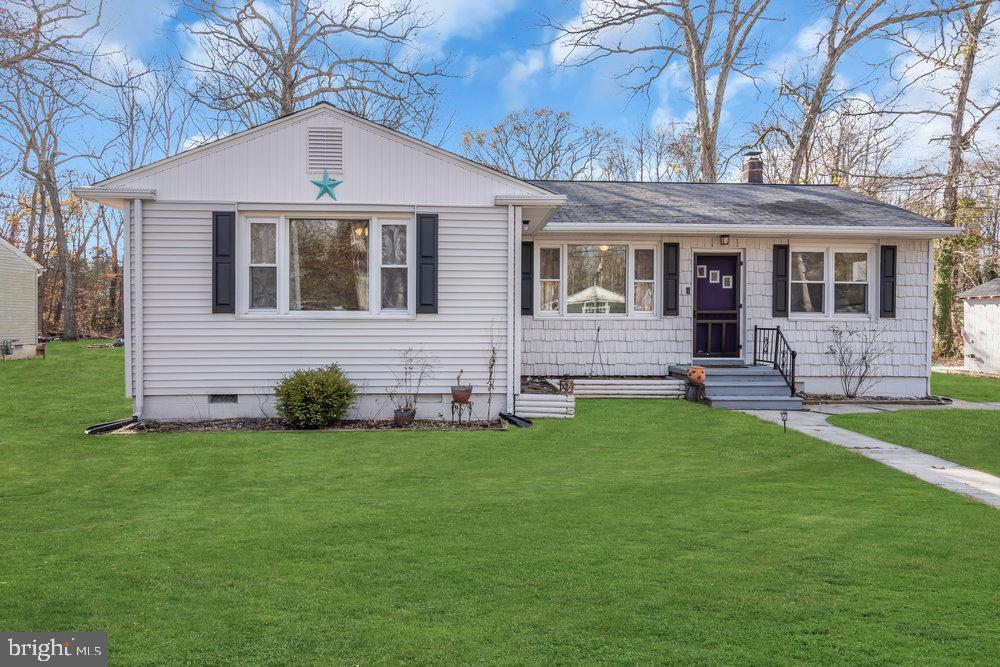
[209,394,239,404]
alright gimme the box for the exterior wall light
[720,234,730,246]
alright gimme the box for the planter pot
[451,385,473,403]
[393,408,416,427]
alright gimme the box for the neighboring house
[959,278,1000,375]
[0,237,42,360]
[74,102,958,419]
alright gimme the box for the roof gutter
[495,195,567,206]
[540,222,962,239]
[72,186,157,204]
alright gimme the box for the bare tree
[852,1,1000,355]
[0,0,104,74]
[605,121,702,181]
[546,0,773,182]
[180,0,449,133]
[758,0,985,185]
[462,108,618,180]
[0,69,102,339]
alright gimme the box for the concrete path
[745,404,1000,509]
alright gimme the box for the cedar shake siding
[522,235,932,397]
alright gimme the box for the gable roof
[531,181,953,234]
[958,278,1000,299]
[0,237,43,271]
[91,101,551,199]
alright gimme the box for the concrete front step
[706,395,805,410]
[667,363,803,410]
[668,363,783,378]
[703,379,793,396]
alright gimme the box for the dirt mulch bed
[113,417,506,434]
[520,377,561,394]
[801,394,950,406]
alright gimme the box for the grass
[830,409,1000,478]
[3,342,1000,664]
[932,371,1000,403]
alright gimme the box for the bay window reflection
[289,219,369,311]
[566,244,627,315]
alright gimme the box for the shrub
[275,364,357,429]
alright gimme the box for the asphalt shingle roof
[530,181,949,229]
[958,278,1000,299]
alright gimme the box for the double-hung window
[536,243,657,317]
[243,216,412,316]
[249,221,278,310]
[790,246,871,317]
[539,247,561,313]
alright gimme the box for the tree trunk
[788,61,838,184]
[43,176,77,340]
[934,3,989,357]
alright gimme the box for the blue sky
[43,0,1000,180]
[96,1,871,144]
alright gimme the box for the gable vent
[308,126,344,174]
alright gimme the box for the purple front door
[694,254,741,357]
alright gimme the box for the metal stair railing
[752,325,797,397]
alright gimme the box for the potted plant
[389,347,435,426]
[451,369,473,403]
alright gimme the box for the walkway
[745,402,1000,509]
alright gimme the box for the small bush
[275,364,357,429]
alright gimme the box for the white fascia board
[540,222,963,239]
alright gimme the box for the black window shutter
[772,244,789,317]
[663,242,679,316]
[521,241,534,315]
[880,245,897,318]
[416,213,439,314]
[212,211,235,314]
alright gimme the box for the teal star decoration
[311,169,343,200]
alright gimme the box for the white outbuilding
[0,237,42,360]
[959,278,1000,375]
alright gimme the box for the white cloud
[500,49,546,110]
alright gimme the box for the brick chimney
[743,151,764,184]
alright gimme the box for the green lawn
[3,343,1000,664]
[932,371,1000,402]
[829,409,1000,478]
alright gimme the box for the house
[0,237,42,360]
[958,278,1000,375]
[73,102,958,419]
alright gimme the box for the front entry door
[694,254,741,358]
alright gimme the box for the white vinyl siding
[100,106,543,205]
[0,244,39,359]
[138,202,509,400]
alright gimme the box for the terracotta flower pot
[687,365,706,385]
[451,385,473,403]
[393,408,415,426]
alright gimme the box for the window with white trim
[249,221,277,309]
[790,250,825,314]
[380,224,407,310]
[539,247,561,312]
[243,215,413,316]
[633,248,655,313]
[833,251,868,314]
[536,243,657,317]
[790,246,871,316]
